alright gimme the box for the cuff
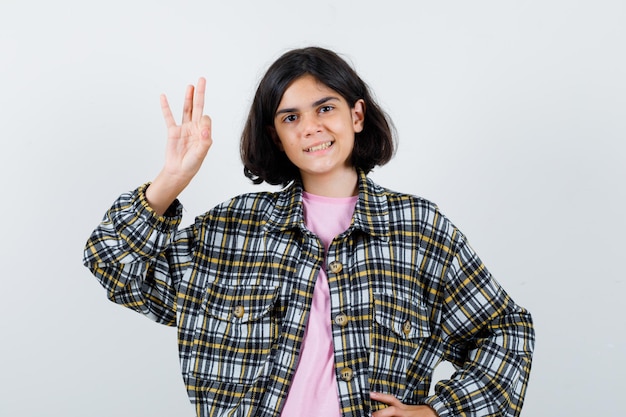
[134,183,183,232]
[421,395,451,417]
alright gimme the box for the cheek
[280,138,301,156]
[332,116,357,134]
[273,129,292,152]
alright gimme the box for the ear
[267,126,284,151]
[352,99,366,133]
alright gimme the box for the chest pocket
[373,292,430,340]
[369,292,431,395]
[190,282,279,385]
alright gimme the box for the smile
[305,141,334,152]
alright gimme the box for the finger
[191,77,206,123]
[181,84,195,123]
[371,392,402,417]
[199,114,212,139]
[372,407,397,417]
[160,94,177,129]
[370,392,403,407]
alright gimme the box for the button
[334,313,349,327]
[339,367,353,382]
[328,261,343,274]
[233,305,245,319]
[402,319,412,336]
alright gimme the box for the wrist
[145,170,190,215]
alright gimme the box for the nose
[300,112,322,137]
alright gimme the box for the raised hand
[146,77,213,215]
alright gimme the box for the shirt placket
[326,233,371,417]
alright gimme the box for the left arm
[371,232,534,417]
[422,233,535,417]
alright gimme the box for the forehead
[278,75,343,107]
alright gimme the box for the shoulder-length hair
[241,46,396,186]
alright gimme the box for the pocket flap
[204,283,278,323]
[373,293,430,340]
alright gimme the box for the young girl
[84,47,534,417]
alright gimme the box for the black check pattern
[84,171,534,417]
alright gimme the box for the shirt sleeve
[422,232,535,417]
[82,183,195,326]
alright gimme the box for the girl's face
[272,75,365,190]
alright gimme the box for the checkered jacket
[83,171,534,417]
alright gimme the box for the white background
[1,1,625,416]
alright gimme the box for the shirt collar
[264,170,390,241]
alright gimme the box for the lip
[304,140,334,153]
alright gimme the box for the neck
[301,169,359,197]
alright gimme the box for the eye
[282,114,298,123]
[319,105,334,113]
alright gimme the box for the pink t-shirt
[280,192,358,417]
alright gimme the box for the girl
[84,47,534,417]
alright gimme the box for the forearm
[145,170,191,216]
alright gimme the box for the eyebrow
[275,96,340,116]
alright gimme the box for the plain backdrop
[1,1,624,416]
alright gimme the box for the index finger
[191,77,206,123]
[370,392,402,407]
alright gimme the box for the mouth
[305,141,334,152]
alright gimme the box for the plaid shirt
[83,171,534,417]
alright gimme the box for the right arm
[82,184,193,325]
[83,78,213,324]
